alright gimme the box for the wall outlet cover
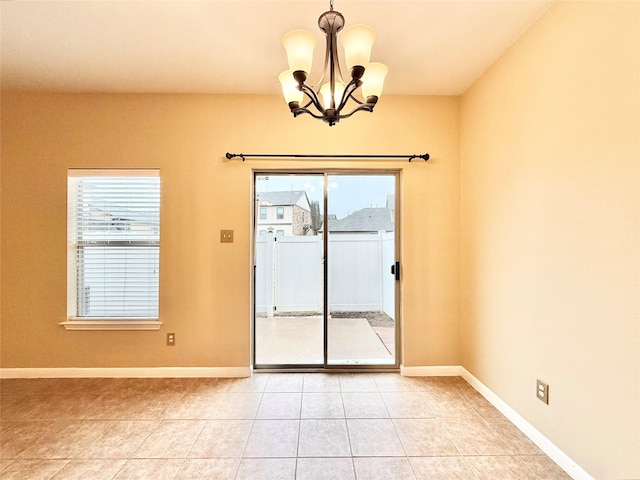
[536,379,549,404]
[220,230,234,243]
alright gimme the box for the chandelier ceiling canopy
[278,1,388,126]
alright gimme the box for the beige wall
[1,93,460,369]
[460,1,639,478]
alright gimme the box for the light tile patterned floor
[0,374,573,480]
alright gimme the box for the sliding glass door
[254,172,398,369]
[254,174,324,367]
[326,174,396,365]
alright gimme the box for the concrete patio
[255,316,395,366]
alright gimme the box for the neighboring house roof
[327,207,394,232]
[89,203,157,224]
[257,191,311,210]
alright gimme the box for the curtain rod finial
[408,153,429,162]
[226,153,246,161]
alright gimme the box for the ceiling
[0,0,554,96]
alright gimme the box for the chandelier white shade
[361,62,388,99]
[278,2,388,126]
[281,30,317,74]
[278,70,304,104]
[340,25,376,70]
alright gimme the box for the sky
[255,174,395,219]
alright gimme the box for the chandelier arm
[332,46,347,85]
[313,12,335,88]
[317,9,349,90]
[328,32,338,109]
[312,38,331,89]
[335,79,362,113]
[347,95,366,106]
[291,107,325,120]
[336,103,376,120]
[299,84,325,114]
[300,99,315,110]
[328,13,347,83]
[312,36,347,88]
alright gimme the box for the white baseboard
[460,368,595,480]
[400,365,463,376]
[0,366,252,379]
[401,365,593,480]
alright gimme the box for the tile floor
[0,374,572,480]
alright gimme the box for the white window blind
[68,170,160,319]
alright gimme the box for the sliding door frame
[252,168,402,371]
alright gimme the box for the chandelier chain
[330,0,334,11]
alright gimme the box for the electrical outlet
[167,333,175,346]
[220,230,234,243]
[536,379,549,404]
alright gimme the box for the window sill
[60,319,162,331]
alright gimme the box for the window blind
[68,170,160,318]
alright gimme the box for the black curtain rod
[225,152,430,162]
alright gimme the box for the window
[277,207,284,219]
[63,170,161,330]
[276,230,285,236]
[259,230,267,236]
[259,207,267,220]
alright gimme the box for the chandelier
[278,1,388,126]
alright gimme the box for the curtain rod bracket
[408,154,429,162]
[224,152,429,162]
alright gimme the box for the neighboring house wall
[291,205,311,235]
[257,205,293,236]
[256,192,312,236]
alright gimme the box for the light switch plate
[220,230,234,243]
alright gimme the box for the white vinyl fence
[256,232,395,319]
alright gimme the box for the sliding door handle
[390,261,400,281]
